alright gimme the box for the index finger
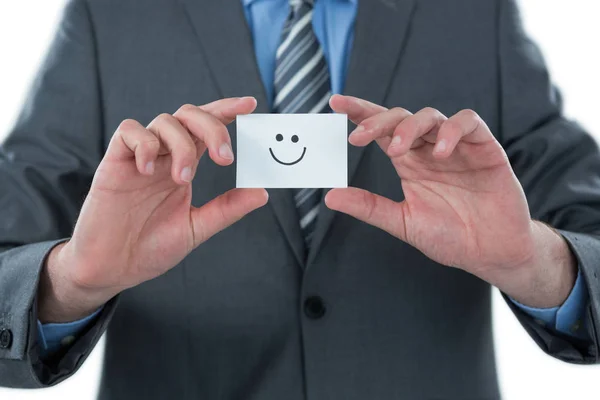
[199,96,258,125]
[172,97,258,166]
[329,94,388,125]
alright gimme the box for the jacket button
[304,296,326,319]
[0,329,13,349]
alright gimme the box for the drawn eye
[276,134,284,142]
[291,135,299,143]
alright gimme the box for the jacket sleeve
[498,0,599,364]
[0,0,117,388]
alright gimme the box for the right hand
[38,97,268,323]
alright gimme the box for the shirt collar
[242,0,356,7]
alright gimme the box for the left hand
[327,95,576,308]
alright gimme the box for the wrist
[37,242,114,323]
[500,221,577,309]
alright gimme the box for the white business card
[236,114,348,188]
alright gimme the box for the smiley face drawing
[269,133,306,166]
[236,113,348,189]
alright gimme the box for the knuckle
[461,109,480,120]
[362,191,377,221]
[442,119,462,135]
[358,116,375,130]
[397,117,416,136]
[148,113,174,130]
[175,104,198,118]
[139,138,160,151]
[420,107,437,115]
[200,103,225,120]
[179,146,197,161]
[421,107,444,120]
[210,123,230,142]
[390,106,409,116]
[116,119,140,134]
[392,125,404,138]
[220,194,231,221]
[156,112,175,124]
[192,214,207,245]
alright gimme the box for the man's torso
[90,0,501,398]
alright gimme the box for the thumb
[190,188,269,247]
[325,188,407,241]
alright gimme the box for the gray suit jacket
[1,0,599,398]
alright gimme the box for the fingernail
[434,139,447,153]
[181,166,193,183]
[238,96,254,103]
[219,143,234,160]
[391,135,402,148]
[145,162,154,175]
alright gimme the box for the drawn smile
[269,147,307,166]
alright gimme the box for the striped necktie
[273,0,331,253]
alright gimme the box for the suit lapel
[180,0,306,267]
[179,0,269,108]
[307,0,417,266]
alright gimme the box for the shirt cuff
[511,268,589,340]
[36,307,103,356]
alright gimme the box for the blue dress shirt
[37,0,590,356]
[242,0,357,104]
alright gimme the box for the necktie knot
[290,0,314,12]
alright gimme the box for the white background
[0,1,599,399]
